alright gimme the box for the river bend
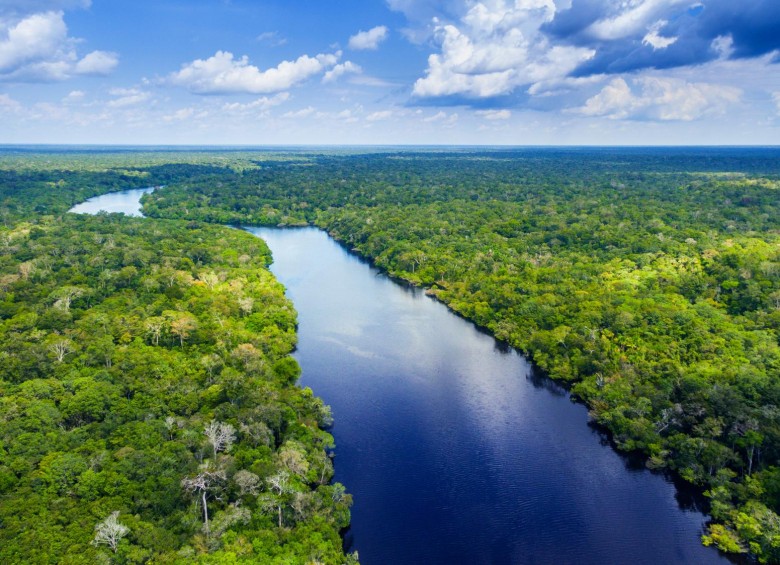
[72,188,731,564]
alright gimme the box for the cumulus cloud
[348,26,389,50]
[773,92,780,114]
[393,0,777,119]
[0,10,118,81]
[411,1,594,99]
[578,77,637,118]
[546,0,780,77]
[0,11,68,72]
[322,61,362,83]
[74,50,118,75]
[576,76,741,121]
[168,50,340,94]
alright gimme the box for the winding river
[72,188,732,564]
[68,186,155,216]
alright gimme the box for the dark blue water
[70,191,731,564]
[246,227,732,565]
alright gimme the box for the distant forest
[2,146,780,562]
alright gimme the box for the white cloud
[0,11,68,72]
[221,92,290,112]
[282,106,316,119]
[108,87,151,108]
[366,110,393,121]
[323,61,362,83]
[412,1,594,99]
[578,78,637,118]
[642,20,677,50]
[476,109,511,120]
[168,50,340,94]
[577,76,742,121]
[642,31,677,50]
[22,60,72,80]
[772,92,780,115]
[348,26,389,50]
[0,11,118,81]
[62,89,84,102]
[74,50,118,75]
[711,35,734,59]
[586,0,688,41]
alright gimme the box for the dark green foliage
[141,147,780,561]
[0,157,353,564]
[4,146,780,562]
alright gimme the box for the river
[72,188,732,564]
[68,186,156,216]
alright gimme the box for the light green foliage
[141,148,780,561]
[703,524,745,554]
[0,159,351,564]
[4,146,780,562]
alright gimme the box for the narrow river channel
[73,188,733,565]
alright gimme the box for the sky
[0,0,779,145]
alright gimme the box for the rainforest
[0,150,355,564]
[1,146,780,563]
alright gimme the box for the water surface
[247,226,731,565]
[69,190,731,564]
[68,187,155,216]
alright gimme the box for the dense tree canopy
[0,152,356,564]
[141,148,780,561]
[3,146,780,562]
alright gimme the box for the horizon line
[1,143,779,150]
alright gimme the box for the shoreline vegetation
[1,146,779,562]
[0,152,356,563]
[139,148,780,562]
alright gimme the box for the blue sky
[0,0,779,145]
